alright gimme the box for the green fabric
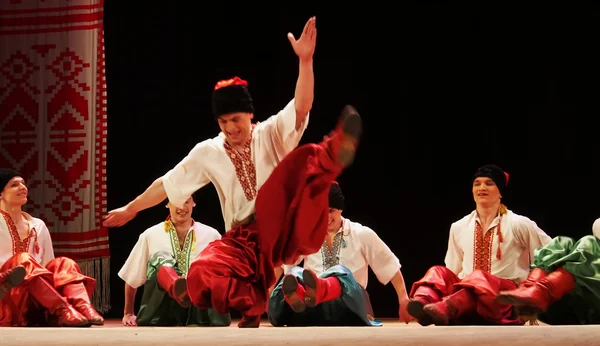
[532,235,600,324]
[268,265,381,327]
[136,251,231,326]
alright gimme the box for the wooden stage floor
[0,318,597,346]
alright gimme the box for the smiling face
[327,208,343,232]
[0,176,28,209]
[217,112,254,147]
[167,196,195,226]
[472,177,502,207]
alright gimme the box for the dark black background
[104,2,600,318]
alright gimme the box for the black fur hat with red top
[211,76,254,119]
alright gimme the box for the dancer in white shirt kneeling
[406,164,551,326]
[268,182,411,326]
[119,196,230,326]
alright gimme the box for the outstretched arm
[104,142,211,228]
[127,178,168,214]
[288,16,317,130]
[103,177,167,227]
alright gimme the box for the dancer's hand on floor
[399,297,413,324]
[122,313,137,326]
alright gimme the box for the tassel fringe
[76,256,111,313]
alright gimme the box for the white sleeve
[36,221,55,266]
[444,224,463,275]
[210,228,222,241]
[593,218,600,239]
[256,99,309,161]
[118,233,150,289]
[357,226,401,285]
[512,215,552,260]
[162,141,211,208]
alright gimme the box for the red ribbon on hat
[214,76,248,90]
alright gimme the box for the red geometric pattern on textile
[0,0,110,313]
[94,23,108,257]
[0,0,108,261]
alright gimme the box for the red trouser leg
[497,268,575,312]
[407,265,460,326]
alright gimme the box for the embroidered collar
[0,208,40,255]
[321,219,347,270]
[164,217,196,275]
[223,124,258,201]
[472,212,505,273]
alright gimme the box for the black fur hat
[212,76,254,119]
[472,164,509,196]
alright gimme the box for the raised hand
[287,16,317,61]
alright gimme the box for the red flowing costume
[186,130,348,318]
[0,253,95,326]
[410,265,522,325]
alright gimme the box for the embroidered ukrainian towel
[0,0,110,313]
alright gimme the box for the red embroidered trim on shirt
[223,124,257,201]
[0,209,39,255]
[472,218,503,273]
